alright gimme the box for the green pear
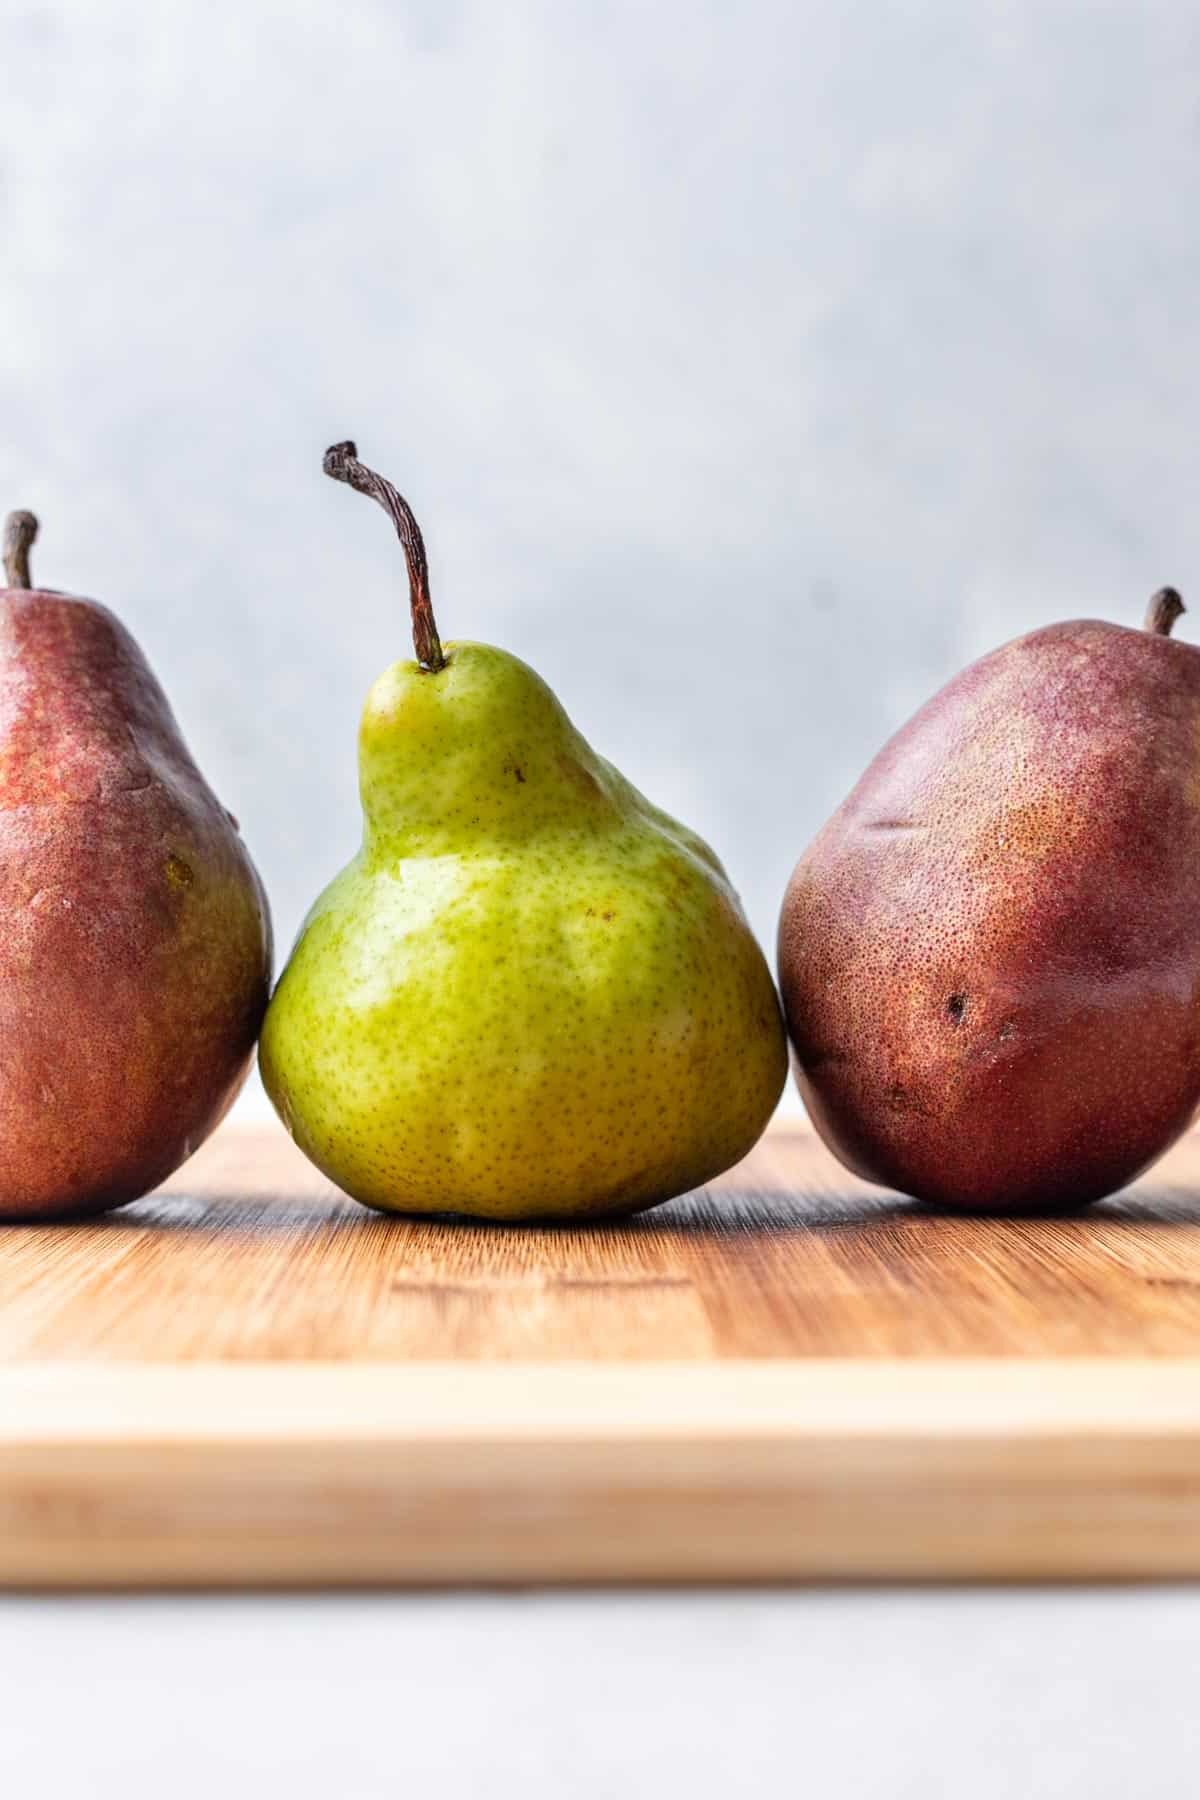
[260,441,786,1219]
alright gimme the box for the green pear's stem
[323,442,446,672]
[2,511,38,589]
[1145,587,1185,636]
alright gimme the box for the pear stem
[323,442,445,672]
[3,511,38,589]
[1145,587,1185,637]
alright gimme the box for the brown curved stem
[323,442,445,672]
[1145,586,1185,637]
[3,511,38,589]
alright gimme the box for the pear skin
[778,589,1200,1211]
[260,444,785,1218]
[0,510,272,1217]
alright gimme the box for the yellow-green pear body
[260,643,786,1218]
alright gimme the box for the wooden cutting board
[5,1121,1200,1585]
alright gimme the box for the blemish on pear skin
[275,1081,296,1137]
[557,753,601,795]
[165,853,194,890]
[886,1078,937,1118]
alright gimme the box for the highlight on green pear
[259,441,788,1220]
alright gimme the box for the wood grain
[5,1123,1200,1361]
[7,1121,1200,1583]
[6,1360,1200,1584]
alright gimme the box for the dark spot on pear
[165,853,194,890]
[884,1081,930,1115]
[946,993,966,1023]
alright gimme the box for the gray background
[6,0,1200,1107]
[2,1587,1199,1796]
[4,3,1200,1788]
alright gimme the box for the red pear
[778,587,1200,1210]
[0,510,271,1217]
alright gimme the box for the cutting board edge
[5,1359,1200,1586]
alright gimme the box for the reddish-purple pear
[778,587,1200,1211]
[0,510,271,1218]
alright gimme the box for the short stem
[323,441,445,672]
[3,511,38,589]
[1145,587,1185,636]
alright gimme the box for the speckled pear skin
[778,616,1200,1212]
[0,586,272,1218]
[260,642,786,1219]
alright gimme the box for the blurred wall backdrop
[3,1,1199,1115]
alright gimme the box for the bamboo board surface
[6,1122,1200,1584]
